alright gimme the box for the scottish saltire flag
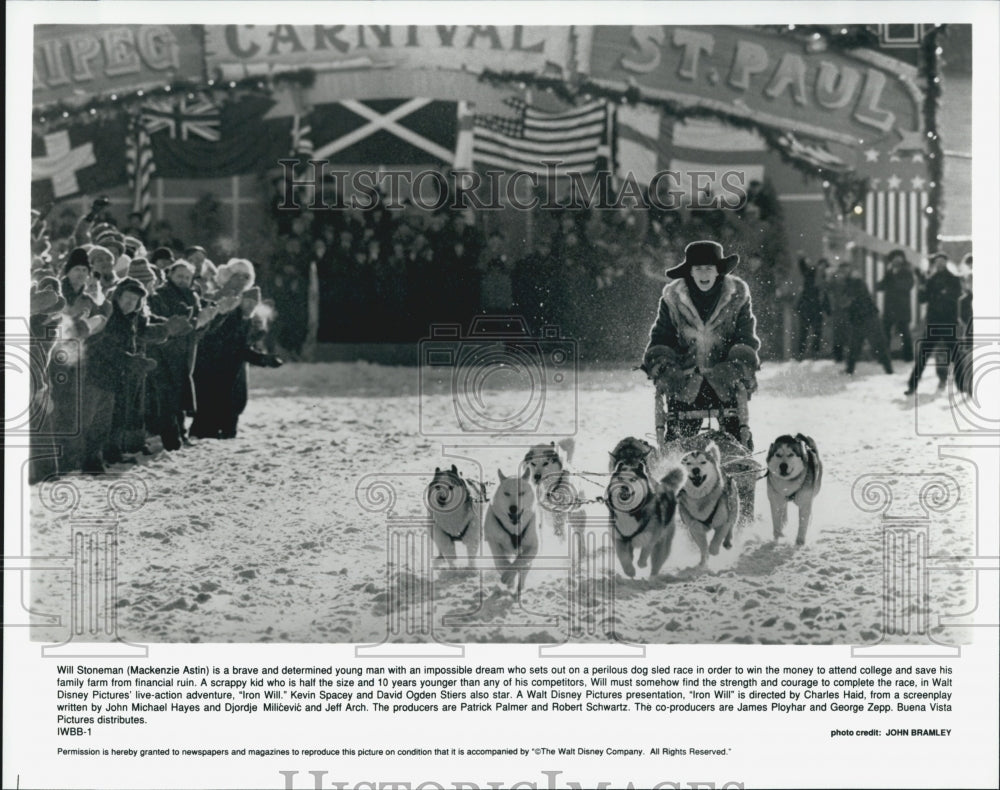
[308,99,458,164]
[472,98,609,176]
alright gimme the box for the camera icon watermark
[418,316,578,437]
[3,316,82,439]
[913,319,1000,436]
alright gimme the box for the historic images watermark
[278,768,745,789]
[274,160,754,213]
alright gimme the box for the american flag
[472,98,609,176]
[125,112,155,231]
[142,96,221,142]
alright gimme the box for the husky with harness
[677,441,741,568]
[425,465,484,568]
[484,469,539,594]
[605,458,685,578]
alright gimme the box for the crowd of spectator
[26,180,975,484]
[27,200,282,484]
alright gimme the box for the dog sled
[653,377,760,529]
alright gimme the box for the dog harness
[445,519,472,542]
[495,518,529,550]
[680,478,733,529]
[607,482,654,542]
[768,469,807,502]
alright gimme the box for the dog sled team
[425,241,825,594]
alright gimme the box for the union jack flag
[141,96,221,142]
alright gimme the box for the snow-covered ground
[28,359,978,646]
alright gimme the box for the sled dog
[484,469,539,594]
[766,434,823,546]
[425,465,484,568]
[677,441,740,567]
[605,460,685,578]
[521,439,577,543]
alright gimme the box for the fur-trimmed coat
[645,276,761,371]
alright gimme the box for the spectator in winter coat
[60,248,104,318]
[840,262,893,376]
[905,253,965,395]
[189,285,283,440]
[876,249,915,363]
[79,279,168,474]
[795,256,829,360]
[147,260,220,451]
[642,240,761,446]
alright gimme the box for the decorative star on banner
[911,175,927,190]
[886,174,903,190]
[911,152,925,163]
[864,148,880,162]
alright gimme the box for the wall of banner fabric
[31,24,969,262]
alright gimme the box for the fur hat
[167,259,196,275]
[114,277,148,300]
[94,230,125,257]
[62,247,92,275]
[666,241,740,280]
[123,236,144,257]
[128,258,159,290]
[88,245,115,268]
[216,258,256,291]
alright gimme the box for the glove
[216,295,240,314]
[195,305,219,329]
[263,355,284,368]
[165,314,195,337]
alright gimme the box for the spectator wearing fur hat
[80,279,192,472]
[214,258,256,296]
[190,284,282,440]
[77,279,157,473]
[146,259,220,451]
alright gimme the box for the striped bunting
[473,98,608,176]
[863,189,928,315]
[125,112,155,231]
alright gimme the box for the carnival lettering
[619,26,898,133]
[219,25,548,59]
[34,26,180,89]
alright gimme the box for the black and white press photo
[14,17,992,649]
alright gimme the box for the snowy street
[29,359,977,646]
